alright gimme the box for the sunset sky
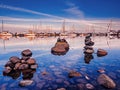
[0,0,120,33]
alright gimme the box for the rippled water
[0,36,120,90]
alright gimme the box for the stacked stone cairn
[84,33,94,64]
[3,49,38,87]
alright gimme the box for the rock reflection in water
[51,38,69,55]
[84,54,94,64]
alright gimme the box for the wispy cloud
[0,4,64,19]
[64,2,84,18]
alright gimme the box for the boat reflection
[51,38,69,55]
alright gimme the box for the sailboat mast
[2,20,3,32]
[62,20,65,33]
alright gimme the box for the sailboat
[0,20,12,39]
[68,24,77,38]
[60,20,68,36]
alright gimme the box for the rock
[84,45,93,50]
[19,64,29,70]
[14,63,21,70]
[85,41,94,46]
[30,64,38,69]
[3,69,11,75]
[86,83,94,89]
[68,71,82,78]
[84,49,94,54]
[97,69,105,73]
[85,38,91,42]
[84,54,93,64]
[57,88,66,90]
[22,56,31,60]
[97,74,116,89]
[19,80,33,87]
[9,56,20,64]
[27,58,36,65]
[21,59,27,63]
[21,49,32,57]
[97,49,108,57]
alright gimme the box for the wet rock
[84,54,93,64]
[97,49,108,57]
[30,64,38,69]
[97,69,105,73]
[9,56,20,64]
[86,83,94,89]
[85,41,94,46]
[21,59,27,64]
[21,56,31,60]
[84,49,94,54]
[97,74,116,89]
[85,38,91,42]
[19,80,33,87]
[27,58,36,65]
[57,88,66,90]
[68,71,82,78]
[21,49,32,57]
[19,64,29,70]
[3,68,11,75]
[85,75,90,80]
[14,63,21,70]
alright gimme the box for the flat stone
[97,74,116,89]
[9,56,20,64]
[19,80,33,87]
[84,49,94,54]
[77,84,84,89]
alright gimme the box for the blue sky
[0,0,120,32]
[0,0,120,18]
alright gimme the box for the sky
[0,0,120,33]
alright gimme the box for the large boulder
[97,49,107,57]
[97,74,116,89]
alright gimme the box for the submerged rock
[86,83,94,89]
[97,49,108,57]
[19,80,33,87]
[97,74,116,89]
[68,71,82,78]
[97,69,105,73]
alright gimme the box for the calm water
[0,36,120,90]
